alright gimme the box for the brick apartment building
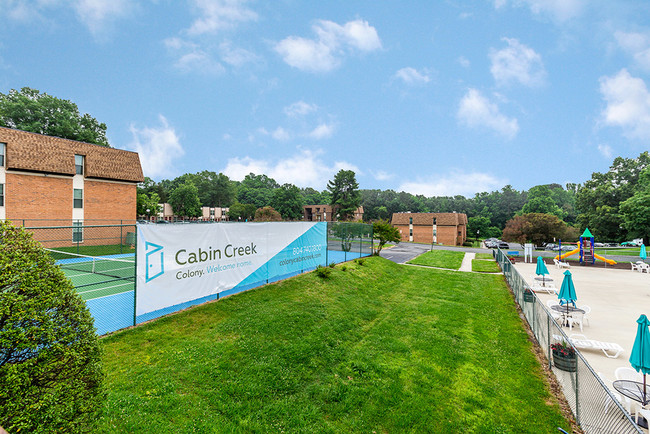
[0,127,144,243]
[391,212,467,246]
[303,204,364,222]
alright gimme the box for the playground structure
[555,228,616,265]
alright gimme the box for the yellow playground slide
[554,249,617,264]
[555,248,580,260]
[594,253,616,265]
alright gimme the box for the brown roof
[391,212,467,226]
[0,126,144,182]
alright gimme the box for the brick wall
[85,180,136,221]
[6,173,71,223]
[437,226,457,246]
[413,225,433,243]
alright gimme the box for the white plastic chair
[631,262,640,271]
[615,367,643,382]
[598,372,630,414]
[546,300,562,321]
[567,311,584,332]
[579,305,591,327]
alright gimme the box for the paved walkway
[458,252,475,272]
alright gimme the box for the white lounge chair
[639,263,650,273]
[569,334,624,358]
[631,262,640,271]
[554,258,570,269]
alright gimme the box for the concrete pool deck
[514,260,650,384]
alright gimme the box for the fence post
[133,226,137,327]
[547,315,552,370]
[575,360,580,426]
[120,222,123,254]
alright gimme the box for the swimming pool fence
[22,220,372,336]
[494,248,642,433]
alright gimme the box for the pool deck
[513,260,650,384]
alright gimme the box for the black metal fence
[495,248,642,433]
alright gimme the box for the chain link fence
[495,248,642,433]
[326,221,374,264]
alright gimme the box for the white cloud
[495,0,584,22]
[222,150,358,189]
[457,56,470,68]
[187,0,257,35]
[599,69,650,140]
[275,19,381,72]
[457,88,519,139]
[164,37,225,74]
[394,67,430,85]
[126,116,185,179]
[598,144,613,159]
[489,38,545,87]
[271,127,290,141]
[615,31,650,71]
[73,0,134,37]
[399,171,505,197]
[373,170,394,181]
[218,40,258,67]
[284,101,318,117]
[308,123,334,140]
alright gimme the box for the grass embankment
[472,257,501,273]
[406,249,465,269]
[97,256,570,432]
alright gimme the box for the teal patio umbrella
[557,270,577,318]
[536,256,550,285]
[640,244,647,263]
[630,314,650,404]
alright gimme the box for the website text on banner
[136,222,327,319]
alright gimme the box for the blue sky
[1,1,649,197]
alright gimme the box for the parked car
[545,243,557,251]
[621,241,641,247]
[498,241,509,249]
[484,240,497,248]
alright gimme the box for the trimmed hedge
[0,221,104,432]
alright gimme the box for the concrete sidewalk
[514,260,650,382]
[459,252,475,272]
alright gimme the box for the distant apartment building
[0,127,143,224]
[391,212,467,246]
[303,204,364,222]
[153,204,229,222]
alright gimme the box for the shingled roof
[391,212,467,226]
[0,126,144,182]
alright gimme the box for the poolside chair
[554,258,570,269]
[569,334,624,358]
[615,367,642,382]
[578,305,591,327]
[639,263,650,273]
[631,262,640,271]
[567,311,585,332]
[598,372,631,415]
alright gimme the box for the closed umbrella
[536,256,550,285]
[641,244,647,264]
[557,270,577,319]
[630,314,650,404]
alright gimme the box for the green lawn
[475,253,494,260]
[407,249,465,269]
[472,258,501,273]
[97,257,570,433]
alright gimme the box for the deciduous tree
[168,181,201,218]
[372,219,400,254]
[0,87,109,146]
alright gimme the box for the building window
[73,189,83,208]
[0,143,5,167]
[409,217,413,224]
[75,155,84,175]
[409,228,413,236]
[432,218,436,225]
[0,184,3,207]
[73,221,83,243]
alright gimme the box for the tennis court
[47,249,136,301]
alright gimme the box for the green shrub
[355,258,365,266]
[314,265,332,278]
[341,265,347,271]
[0,221,104,433]
[329,261,336,268]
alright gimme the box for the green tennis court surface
[47,249,136,301]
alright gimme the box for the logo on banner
[145,241,164,282]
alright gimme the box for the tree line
[138,151,650,245]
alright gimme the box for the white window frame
[75,154,84,175]
[73,188,83,209]
[72,221,83,243]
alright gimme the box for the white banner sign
[136,222,326,316]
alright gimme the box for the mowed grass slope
[98,256,570,433]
